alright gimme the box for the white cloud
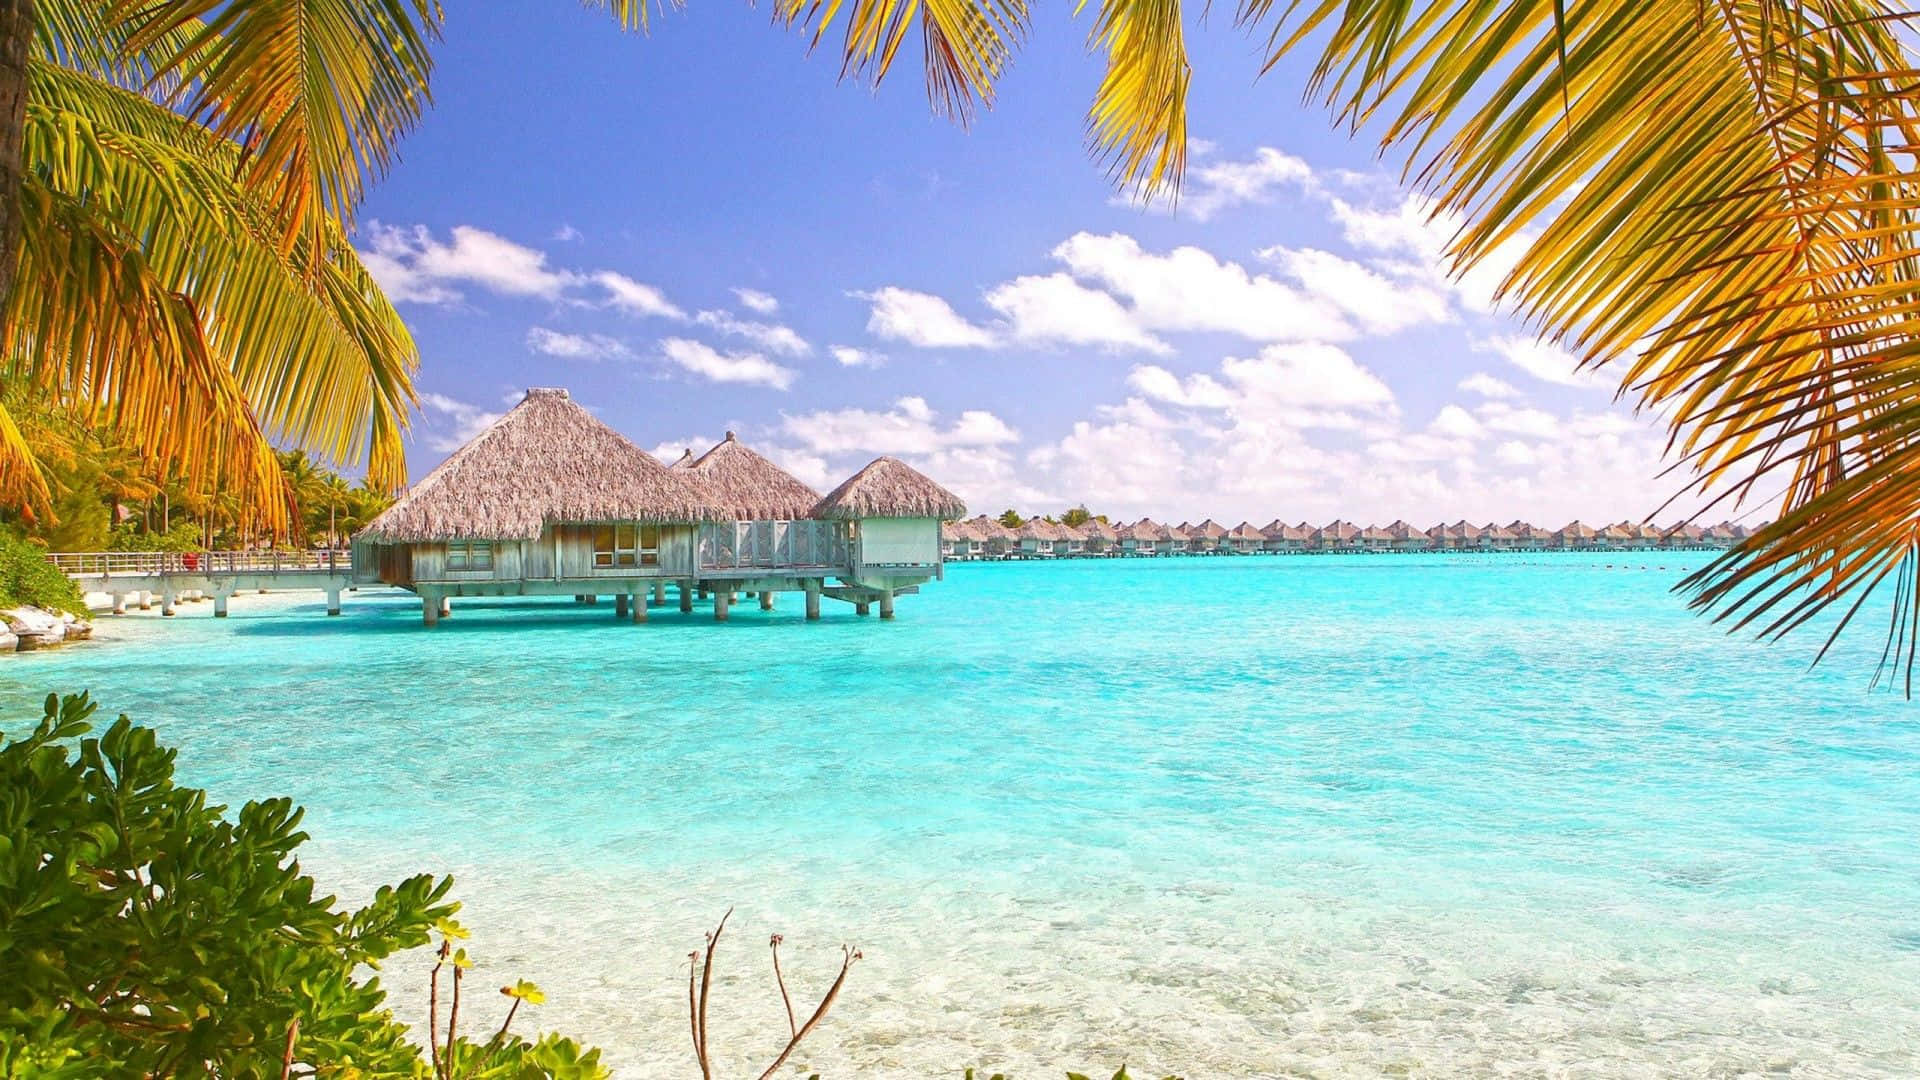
[420,393,504,453]
[1476,401,1563,438]
[778,396,1018,456]
[694,309,811,356]
[1330,194,1534,314]
[648,437,712,465]
[855,287,997,348]
[659,338,796,391]
[830,345,887,368]
[525,327,632,361]
[1478,335,1607,389]
[1126,365,1233,408]
[1052,232,1351,343]
[596,271,687,320]
[1493,440,1540,467]
[1258,245,1452,335]
[1154,147,1316,221]
[984,273,1169,353]
[733,287,779,314]
[1428,404,1484,440]
[1458,372,1521,399]
[361,224,581,305]
[553,224,583,242]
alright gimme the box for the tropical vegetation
[0,690,608,1078]
[0,530,81,611]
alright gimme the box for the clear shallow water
[7,554,1920,1077]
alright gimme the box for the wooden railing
[47,550,350,578]
[696,521,847,571]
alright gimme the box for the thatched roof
[1081,518,1120,540]
[967,514,1015,540]
[1228,521,1265,541]
[360,388,725,542]
[683,432,821,521]
[1360,524,1394,541]
[1384,520,1427,541]
[668,448,694,469]
[810,456,967,520]
[1315,520,1361,541]
[1194,519,1229,539]
[1117,518,1161,541]
[1557,520,1598,539]
[1015,517,1064,540]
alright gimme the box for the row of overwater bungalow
[940,516,1758,560]
[353,388,966,624]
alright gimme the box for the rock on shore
[5,606,92,651]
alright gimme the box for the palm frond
[106,0,441,262]
[26,60,418,493]
[1243,0,1920,682]
[1083,0,1189,200]
[9,174,290,532]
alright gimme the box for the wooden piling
[615,594,630,618]
[326,587,342,616]
[759,591,774,611]
[679,581,693,613]
[804,579,821,620]
[714,589,731,621]
[422,594,440,627]
[879,590,895,620]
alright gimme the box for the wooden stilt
[855,600,870,617]
[161,589,176,617]
[615,594,630,618]
[422,594,440,627]
[111,593,126,615]
[632,592,648,622]
[213,593,230,618]
[714,589,730,621]
[652,581,666,606]
[439,596,452,618]
[879,590,895,620]
[326,587,342,616]
[137,591,151,610]
[759,591,774,611]
[679,581,693,613]
[804,579,821,620]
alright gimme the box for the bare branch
[428,942,447,1080]
[279,1018,299,1080]
[696,909,730,1080]
[754,944,862,1080]
[770,934,797,1039]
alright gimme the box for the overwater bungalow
[1553,521,1597,548]
[1117,518,1164,556]
[1479,523,1519,551]
[1506,521,1549,550]
[1080,518,1120,555]
[1058,521,1089,556]
[1661,523,1706,549]
[1013,517,1064,557]
[1384,520,1430,551]
[356,388,960,624]
[1313,520,1362,551]
[1702,522,1738,546]
[1226,522,1266,553]
[679,431,820,520]
[1191,519,1229,553]
[1358,523,1394,551]
[1166,522,1194,552]
[942,519,988,560]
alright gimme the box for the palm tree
[0,0,430,533]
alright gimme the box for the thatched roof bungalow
[1313,520,1362,550]
[1227,521,1265,552]
[680,432,820,521]
[1190,519,1229,552]
[358,388,729,596]
[1384,520,1429,550]
[811,456,965,571]
[1358,523,1394,549]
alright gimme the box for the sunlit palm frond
[0,401,50,517]
[105,0,441,263]
[1083,0,1188,200]
[1240,0,1920,680]
[587,0,1025,122]
[27,60,419,495]
[9,174,290,533]
[33,0,201,93]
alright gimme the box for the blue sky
[357,0,1712,526]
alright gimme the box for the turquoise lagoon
[7,554,1920,1076]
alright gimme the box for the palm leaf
[106,0,441,263]
[1236,0,1920,681]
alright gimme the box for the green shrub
[0,533,85,615]
[0,692,605,1078]
[105,521,202,553]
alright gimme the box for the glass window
[593,524,659,568]
[447,540,492,571]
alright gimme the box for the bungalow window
[593,523,659,568]
[447,540,493,571]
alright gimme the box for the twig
[753,944,861,1080]
[444,963,463,1080]
[280,1018,300,1080]
[429,942,447,1080]
[695,909,730,1080]
[687,951,702,1071]
[770,934,797,1039]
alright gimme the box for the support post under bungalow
[161,589,176,617]
[804,579,821,621]
[759,591,774,611]
[422,593,440,627]
[326,586,342,616]
[879,590,895,620]
[631,590,648,622]
[713,589,730,621]
[213,592,229,618]
[855,600,870,617]
[652,581,666,606]
[679,581,693,613]
[439,596,452,618]
[614,594,630,619]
